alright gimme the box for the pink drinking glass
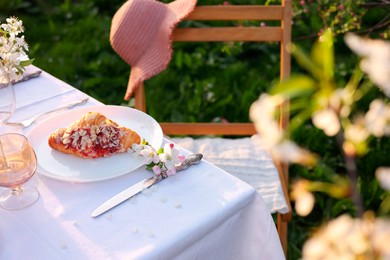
[0,133,39,210]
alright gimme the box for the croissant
[48,112,140,158]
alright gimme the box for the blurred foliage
[1,0,389,259]
[147,41,280,123]
[292,0,366,38]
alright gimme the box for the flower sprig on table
[129,139,185,177]
[0,16,34,83]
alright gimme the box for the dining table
[0,66,285,259]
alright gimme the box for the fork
[6,97,89,128]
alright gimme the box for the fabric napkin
[170,135,289,214]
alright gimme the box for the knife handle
[176,153,203,171]
[158,153,203,179]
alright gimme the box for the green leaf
[175,50,183,69]
[183,53,193,69]
[290,44,321,80]
[145,165,154,171]
[312,28,334,82]
[379,194,390,215]
[289,108,313,132]
[345,65,364,95]
[15,65,24,74]
[270,75,317,99]
[20,58,35,67]
[331,199,355,216]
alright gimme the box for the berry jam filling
[59,124,125,158]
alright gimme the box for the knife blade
[91,153,203,218]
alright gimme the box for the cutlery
[91,153,203,218]
[6,97,89,128]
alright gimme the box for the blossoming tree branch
[250,29,390,258]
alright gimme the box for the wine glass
[0,82,16,125]
[0,133,39,210]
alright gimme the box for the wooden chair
[133,1,292,255]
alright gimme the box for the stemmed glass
[0,133,39,210]
[0,79,39,210]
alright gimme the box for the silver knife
[91,153,203,218]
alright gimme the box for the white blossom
[371,219,390,258]
[158,143,184,175]
[291,181,315,217]
[272,140,317,166]
[130,141,185,176]
[0,16,31,82]
[312,108,340,136]
[345,33,390,97]
[303,215,390,259]
[365,99,390,137]
[375,167,390,191]
[344,122,369,144]
[3,17,24,35]
[128,143,143,158]
[331,88,353,118]
[249,93,284,147]
[139,146,160,165]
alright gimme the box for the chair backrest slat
[160,123,256,136]
[185,5,284,20]
[174,27,282,42]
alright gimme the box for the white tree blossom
[345,33,390,97]
[312,108,340,136]
[291,180,315,217]
[249,93,284,147]
[376,167,390,191]
[365,99,390,137]
[344,122,369,144]
[303,214,390,259]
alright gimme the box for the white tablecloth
[0,66,285,259]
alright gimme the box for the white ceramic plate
[27,105,163,183]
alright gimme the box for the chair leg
[277,213,288,257]
[134,83,146,112]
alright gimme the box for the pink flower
[166,168,176,176]
[152,165,161,175]
[177,155,185,162]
